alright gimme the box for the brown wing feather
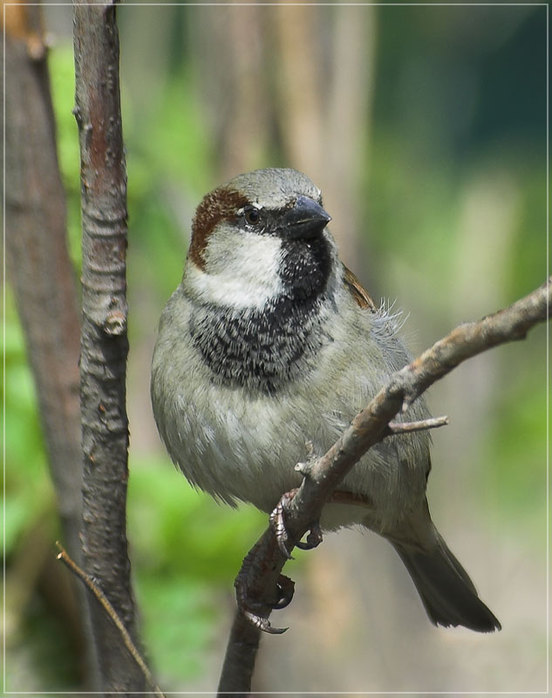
[343,266,377,311]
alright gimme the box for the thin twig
[56,543,165,698]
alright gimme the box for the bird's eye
[244,206,261,226]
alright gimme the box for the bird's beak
[282,195,331,239]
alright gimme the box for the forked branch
[218,277,550,696]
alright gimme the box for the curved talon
[244,611,288,635]
[273,574,295,609]
[296,522,323,550]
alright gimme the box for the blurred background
[4,2,548,694]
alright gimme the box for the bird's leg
[234,541,294,634]
[269,489,324,558]
[235,482,332,633]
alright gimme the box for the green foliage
[128,455,265,582]
[136,574,216,682]
[48,44,82,273]
[483,330,547,532]
[128,455,265,682]
[3,293,54,554]
[123,69,216,306]
[511,169,548,296]
[367,131,461,296]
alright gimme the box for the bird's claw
[236,571,294,634]
[295,522,323,550]
[237,487,324,634]
[273,573,295,609]
[270,489,324,557]
[270,490,296,558]
[243,610,288,635]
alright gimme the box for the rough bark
[73,1,145,693]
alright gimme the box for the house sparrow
[151,167,500,632]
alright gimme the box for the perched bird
[151,167,500,632]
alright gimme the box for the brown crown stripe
[188,188,249,269]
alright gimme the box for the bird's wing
[343,265,377,311]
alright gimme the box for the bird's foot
[235,546,294,634]
[269,489,324,559]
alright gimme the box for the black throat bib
[189,235,333,394]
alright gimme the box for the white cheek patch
[183,229,283,309]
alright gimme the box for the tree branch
[73,1,147,693]
[218,277,550,695]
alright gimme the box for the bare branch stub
[387,416,449,435]
[73,1,146,693]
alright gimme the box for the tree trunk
[73,1,146,693]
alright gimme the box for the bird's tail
[392,531,501,633]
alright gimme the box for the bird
[150,167,501,633]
